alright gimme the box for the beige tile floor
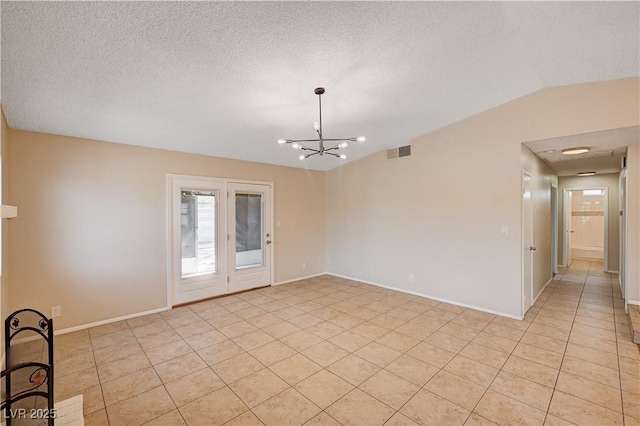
[12,259,640,425]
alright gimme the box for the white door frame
[166,174,274,308]
[562,189,572,267]
[619,169,628,310]
[522,171,533,315]
[562,187,609,269]
[551,183,559,275]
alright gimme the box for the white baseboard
[628,300,640,306]
[533,277,555,305]
[30,275,327,340]
[55,306,170,335]
[274,272,327,286]
[11,306,171,345]
[327,272,523,320]
[12,271,528,343]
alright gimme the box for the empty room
[1,2,639,426]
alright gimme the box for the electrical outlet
[302,262,307,270]
[51,306,61,318]
[408,274,414,283]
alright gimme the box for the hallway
[532,259,639,424]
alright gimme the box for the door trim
[522,170,533,316]
[551,183,559,275]
[619,169,628,311]
[166,174,274,308]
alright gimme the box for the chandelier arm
[324,151,341,158]
[286,139,322,143]
[321,138,354,142]
[302,147,321,153]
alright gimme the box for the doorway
[563,188,608,267]
[168,175,273,306]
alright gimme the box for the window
[181,190,217,276]
[235,193,263,268]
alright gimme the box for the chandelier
[277,87,365,160]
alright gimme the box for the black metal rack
[1,309,54,426]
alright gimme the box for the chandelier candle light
[277,87,365,160]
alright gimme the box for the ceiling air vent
[387,145,411,160]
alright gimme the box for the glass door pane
[181,190,216,276]
[235,193,263,269]
[570,189,605,261]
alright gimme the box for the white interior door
[228,182,273,293]
[170,177,228,305]
[523,172,533,313]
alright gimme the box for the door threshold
[172,284,271,309]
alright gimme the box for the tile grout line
[300,301,436,425]
[611,270,628,425]
[536,264,571,425]
[466,268,564,424]
[86,326,110,425]
[540,261,587,425]
[429,310,499,423]
[543,261,627,424]
[355,313,456,425]
[329,301,480,425]
[155,294,275,425]
[56,267,629,426]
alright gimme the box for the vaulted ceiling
[1,2,638,171]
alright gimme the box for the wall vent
[387,145,411,159]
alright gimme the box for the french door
[228,183,272,293]
[168,176,272,306]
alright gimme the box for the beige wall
[7,131,327,329]
[558,173,620,271]
[4,78,639,328]
[327,78,639,318]
[521,145,558,301]
[1,108,10,358]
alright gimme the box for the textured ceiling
[1,2,639,171]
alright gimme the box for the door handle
[570,231,575,233]
[529,246,536,251]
